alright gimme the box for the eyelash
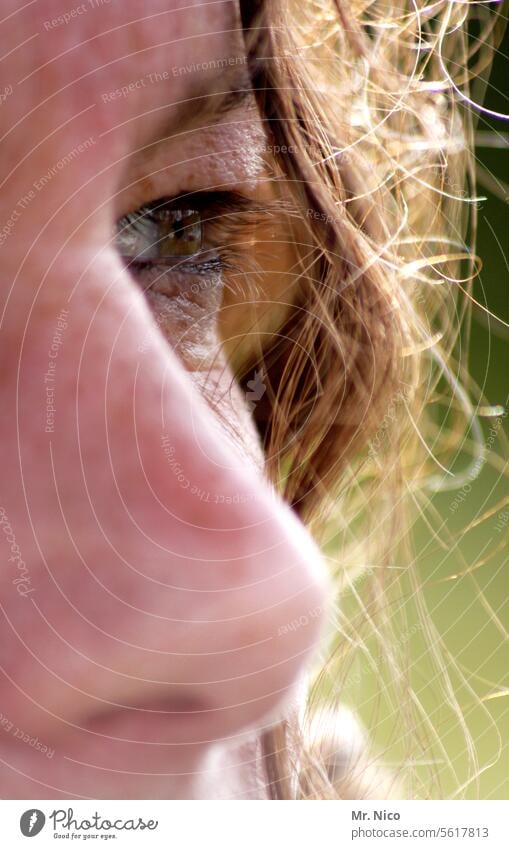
[116,190,264,280]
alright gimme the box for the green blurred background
[339,18,508,799]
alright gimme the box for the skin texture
[0,0,328,798]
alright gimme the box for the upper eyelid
[115,188,298,283]
[115,190,275,276]
[122,190,272,221]
[117,190,284,257]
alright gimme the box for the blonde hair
[238,0,506,798]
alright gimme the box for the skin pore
[0,0,328,799]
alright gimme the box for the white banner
[1,800,507,848]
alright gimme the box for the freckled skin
[0,0,328,798]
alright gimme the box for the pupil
[160,209,201,254]
[172,217,185,241]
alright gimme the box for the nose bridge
[9,249,245,529]
[0,53,329,737]
[1,198,260,536]
[0,250,328,738]
[0,4,329,770]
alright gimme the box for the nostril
[121,693,208,715]
[83,693,216,745]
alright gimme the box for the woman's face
[0,0,328,798]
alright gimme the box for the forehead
[14,0,238,66]
[2,0,245,146]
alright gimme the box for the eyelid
[119,188,281,230]
[120,191,276,267]
[145,190,268,222]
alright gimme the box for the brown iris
[116,204,202,264]
[157,208,202,257]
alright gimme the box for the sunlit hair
[237,0,506,798]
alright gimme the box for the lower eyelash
[189,256,224,275]
[125,251,223,277]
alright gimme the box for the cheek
[144,280,223,369]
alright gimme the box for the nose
[0,238,329,748]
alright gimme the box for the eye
[114,190,268,284]
[116,201,203,267]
